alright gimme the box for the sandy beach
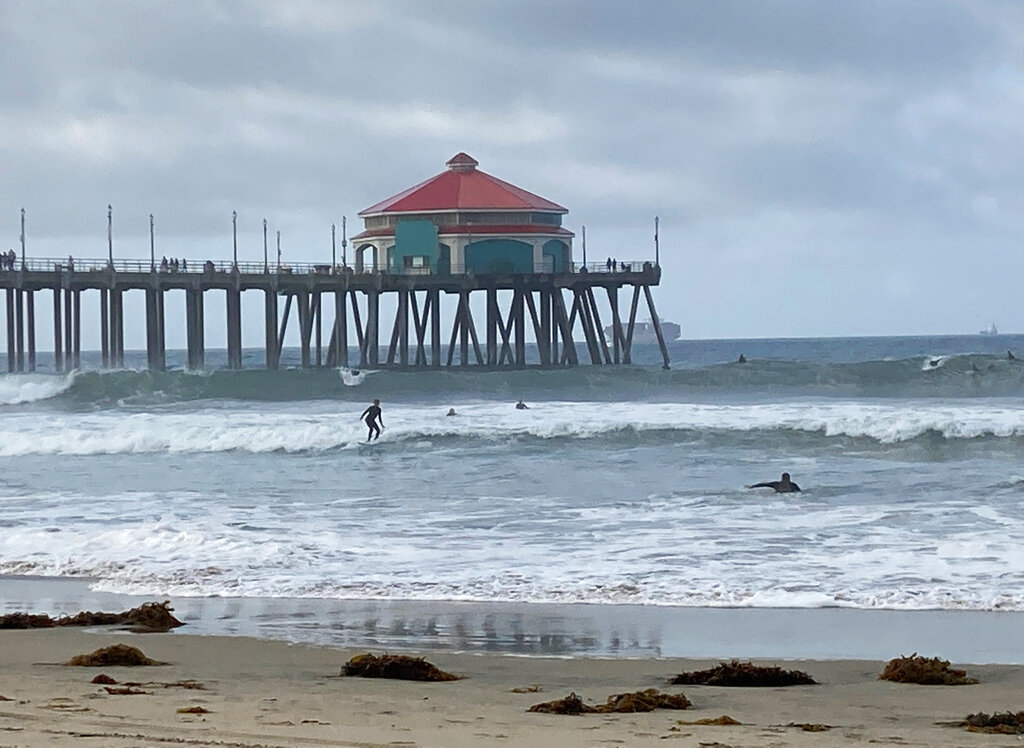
[1,628,1022,748]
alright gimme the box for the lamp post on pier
[654,216,659,267]
[149,214,155,271]
[342,215,347,267]
[107,205,113,268]
[232,210,238,269]
[332,223,336,271]
[19,208,25,270]
[581,224,587,268]
[276,230,281,272]
[263,219,268,273]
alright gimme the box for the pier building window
[531,213,562,226]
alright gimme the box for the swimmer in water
[446,408,457,417]
[515,400,529,410]
[747,472,801,493]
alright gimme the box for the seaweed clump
[528,692,592,715]
[66,644,165,667]
[0,601,183,632]
[528,689,691,714]
[602,689,691,712]
[960,711,1024,734]
[879,654,977,685]
[341,653,459,682]
[0,612,54,629]
[671,660,817,687]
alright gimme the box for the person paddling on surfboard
[747,472,801,493]
[360,398,384,442]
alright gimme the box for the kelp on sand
[66,644,165,667]
[879,654,977,685]
[0,601,183,633]
[671,660,816,687]
[341,653,460,682]
[528,689,691,714]
[959,711,1024,734]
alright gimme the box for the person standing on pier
[360,399,384,441]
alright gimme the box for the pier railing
[3,257,656,277]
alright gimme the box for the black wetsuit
[749,479,800,493]
[361,404,383,441]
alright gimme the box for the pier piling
[144,288,165,371]
[186,288,205,369]
[4,290,13,372]
[226,288,242,369]
[26,291,35,372]
[100,289,109,367]
[264,289,278,370]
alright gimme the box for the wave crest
[1,401,1023,456]
[0,373,76,405]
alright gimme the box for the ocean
[2,334,1024,656]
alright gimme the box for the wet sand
[2,628,1023,747]
[4,575,1024,662]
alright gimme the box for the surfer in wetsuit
[515,400,529,410]
[360,398,384,441]
[747,472,801,493]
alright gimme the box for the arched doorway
[355,243,378,273]
[542,240,570,273]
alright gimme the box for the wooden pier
[1,258,671,372]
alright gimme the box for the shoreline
[4,575,1024,664]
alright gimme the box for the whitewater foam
[1,399,1024,456]
[0,372,76,404]
[8,483,1024,610]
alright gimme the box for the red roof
[359,153,567,215]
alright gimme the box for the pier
[1,258,671,372]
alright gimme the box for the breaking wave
[0,372,77,405]
[2,400,1024,456]
[0,351,1022,409]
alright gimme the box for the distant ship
[605,318,680,345]
[980,323,998,336]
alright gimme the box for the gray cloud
[1,0,1022,338]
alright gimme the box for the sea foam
[0,373,76,405]
[1,399,1024,456]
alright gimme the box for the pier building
[2,155,672,372]
[351,152,573,277]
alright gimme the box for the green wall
[391,220,439,272]
[542,240,570,273]
[464,239,533,274]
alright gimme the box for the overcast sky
[1,0,1022,342]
